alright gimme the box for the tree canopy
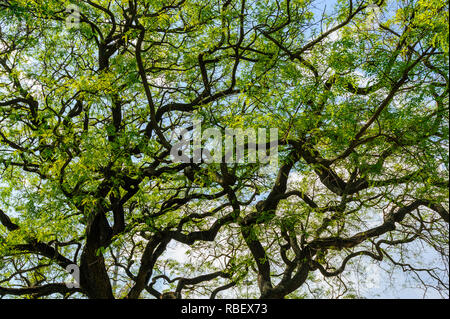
[0,0,448,299]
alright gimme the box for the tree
[0,0,448,299]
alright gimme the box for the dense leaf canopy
[0,0,448,299]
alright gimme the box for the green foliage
[0,0,448,299]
